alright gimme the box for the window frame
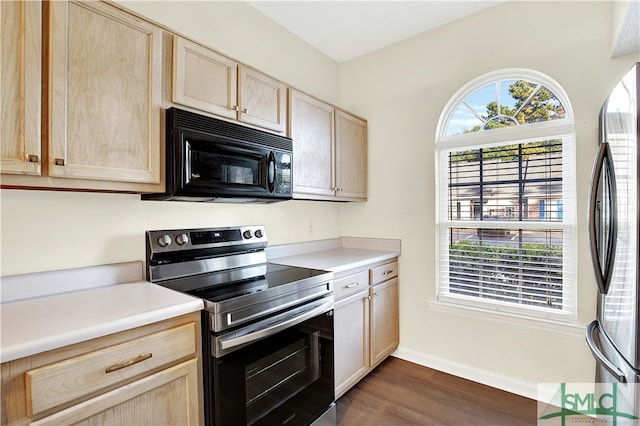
[435,69,577,323]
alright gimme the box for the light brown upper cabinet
[1,0,42,176]
[1,0,164,192]
[48,1,163,188]
[289,89,367,201]
[172,36,287,134]
[172,36,237,121]
[335,109,367,200]
[289,90,335,199]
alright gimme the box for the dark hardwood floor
[336,357,537,426]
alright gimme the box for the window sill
[427,300,586,339]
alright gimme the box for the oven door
[211,309,334,426]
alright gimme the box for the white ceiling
[612,0,640,57]
[246,1,505,63]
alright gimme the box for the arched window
[435,69,576,322]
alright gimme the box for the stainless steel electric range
[145,225,336,426]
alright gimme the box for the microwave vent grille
[171,107,292,151]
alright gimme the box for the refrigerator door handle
[588,141,617,294]
[586,320,627,383]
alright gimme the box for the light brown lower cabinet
[334,259,399,398]
[1,312,203,426]
[371,277,399,367]
[30,359,198,426]
[334,289,370,398]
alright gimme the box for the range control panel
[146,225,267,254]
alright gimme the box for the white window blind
[435,70,576,322]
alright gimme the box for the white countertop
[1,239,400,363]
[270,247,399,273]
[0,280,203,363]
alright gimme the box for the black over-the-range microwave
[142,107,293,203]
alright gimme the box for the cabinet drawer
[25,322,196,416]
[334,271,369,301]
[29,359,199,426]
[370,261,398,284]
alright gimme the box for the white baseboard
[392,346,539,401]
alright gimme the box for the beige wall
[0,1,342,276]
[0,190,341,276]
[338,1,639,396]
[2,0,639,400]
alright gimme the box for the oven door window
[213,312,334,426]
[180,135,269,194]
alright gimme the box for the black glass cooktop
[163,263,330,303]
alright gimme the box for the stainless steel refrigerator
[587,62,639,424]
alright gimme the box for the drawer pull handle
[345,282,359,288]
[383,270,394,275]
[105,353,152,374]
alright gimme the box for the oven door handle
[217,298,333,353]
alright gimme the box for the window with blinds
[435,70,576,322]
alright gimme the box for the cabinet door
[48,1,161,187]
[173,35,237,120]
[335,109,367,201]
[238,66,287,133]
[334,290,370,399]
[1,0,41,175]
[30,359,199,426]
[289,90,335,199]
[370,278,399,367]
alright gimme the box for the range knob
[176,233,189,245]
[254,229,264,239]
[243,230,253,239]
[157,234,172,247]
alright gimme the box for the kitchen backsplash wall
[0,190,340,276]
